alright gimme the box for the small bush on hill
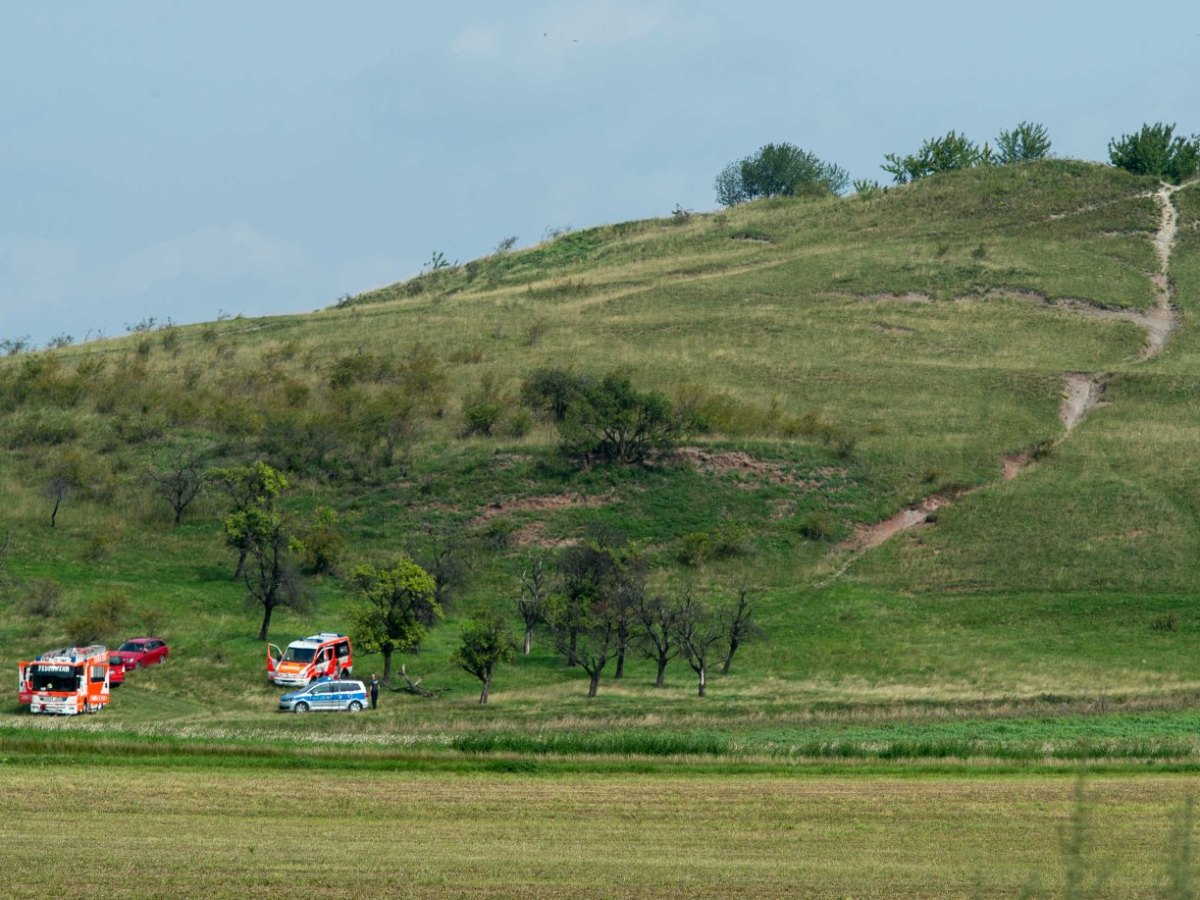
[23,578,63,619]
[882,131,991,184]
[1108,123,1200,183]
[559,373,686,464]
[66,588,131,645]
[995,121,1051,165]
[715,142,848,206]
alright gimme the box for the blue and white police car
[278,678,369,713]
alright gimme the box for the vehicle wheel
[340,669,349,678]
[348,700,363,712]
[294,701,309,714]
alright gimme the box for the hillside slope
[2,159,1198,739]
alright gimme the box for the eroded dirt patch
[838,493,961,552]
[675,446,847,489]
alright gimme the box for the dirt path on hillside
[834,183,1186,559]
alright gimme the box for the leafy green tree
[882,131,990,184]
[558,373,684,464]
[147,448,210,527]
[995,121,1051,165]
[235,504,309,641]
[212,461,288,580]
[715,143,848,206]
[297,506,345,575]
[350,557,440,683]
[520,367,590,422]
[1108,123,1200,183]
[452,611,518,704]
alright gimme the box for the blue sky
[1,1,1197,347]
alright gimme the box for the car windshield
[30,668,80,692]
[118,642,143,652]
[282,646,316,663]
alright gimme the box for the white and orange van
[267,633,353,687]
[18,645,112,715]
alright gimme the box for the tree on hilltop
[882,131,990,184]
[1109,123,1200,183]
[715,143,848,206]
[995,122,1052,165]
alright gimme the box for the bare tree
[148,449,210,527]
[552,594,619,698]
[412,520,470,613]
[239,507,310,641]
[517,553,554,655]
[676,590,726,697]
[0,528,13,590]
[637,592,681,688]
[611,552,648,679]
[721,584,763,675]
[556,540,618,666]
[45,475,73,528]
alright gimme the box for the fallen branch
[385,664,443,698]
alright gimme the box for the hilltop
[2,158,1199,753]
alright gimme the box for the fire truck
[18,645,112,715]
[267,633,353,687]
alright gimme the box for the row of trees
[716,120,1199,204]
[345,538,761,705]
[513,541,759,699]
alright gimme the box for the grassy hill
[2,158,1199,761]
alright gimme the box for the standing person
[370,673,379,710]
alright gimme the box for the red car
[110,637,170,671]
[107,654,127,686]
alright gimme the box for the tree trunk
[233,546,247,582]
[697,663,706,697]
[722,637,739,675]
[479,670,491,704]
[567,627,578,666]
[50,497,61,528]
[381,647,394,684]
[587,670,601,698]
[655,655,668,688]
[257,603,274,642]
[615,620,628,679]
[523,624,533,656]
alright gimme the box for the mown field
[2,752,1200,898]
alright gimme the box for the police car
[278,678,369,713]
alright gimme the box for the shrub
[995,121,1051,165]
[504,409,534,438]
[882,131,990,184]
[82,528,119,562]
[462,400,504,437]
[558,373,685,464]
[65,588,131,645]
[297,506,345,576]
[1108,123,1200,183]
[23,578,63,619]
[715,142,849,206]
[521,368,590,422]
[796,510,838,542]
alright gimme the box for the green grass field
[3,161,1200,894]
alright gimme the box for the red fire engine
[18,645,112,715]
